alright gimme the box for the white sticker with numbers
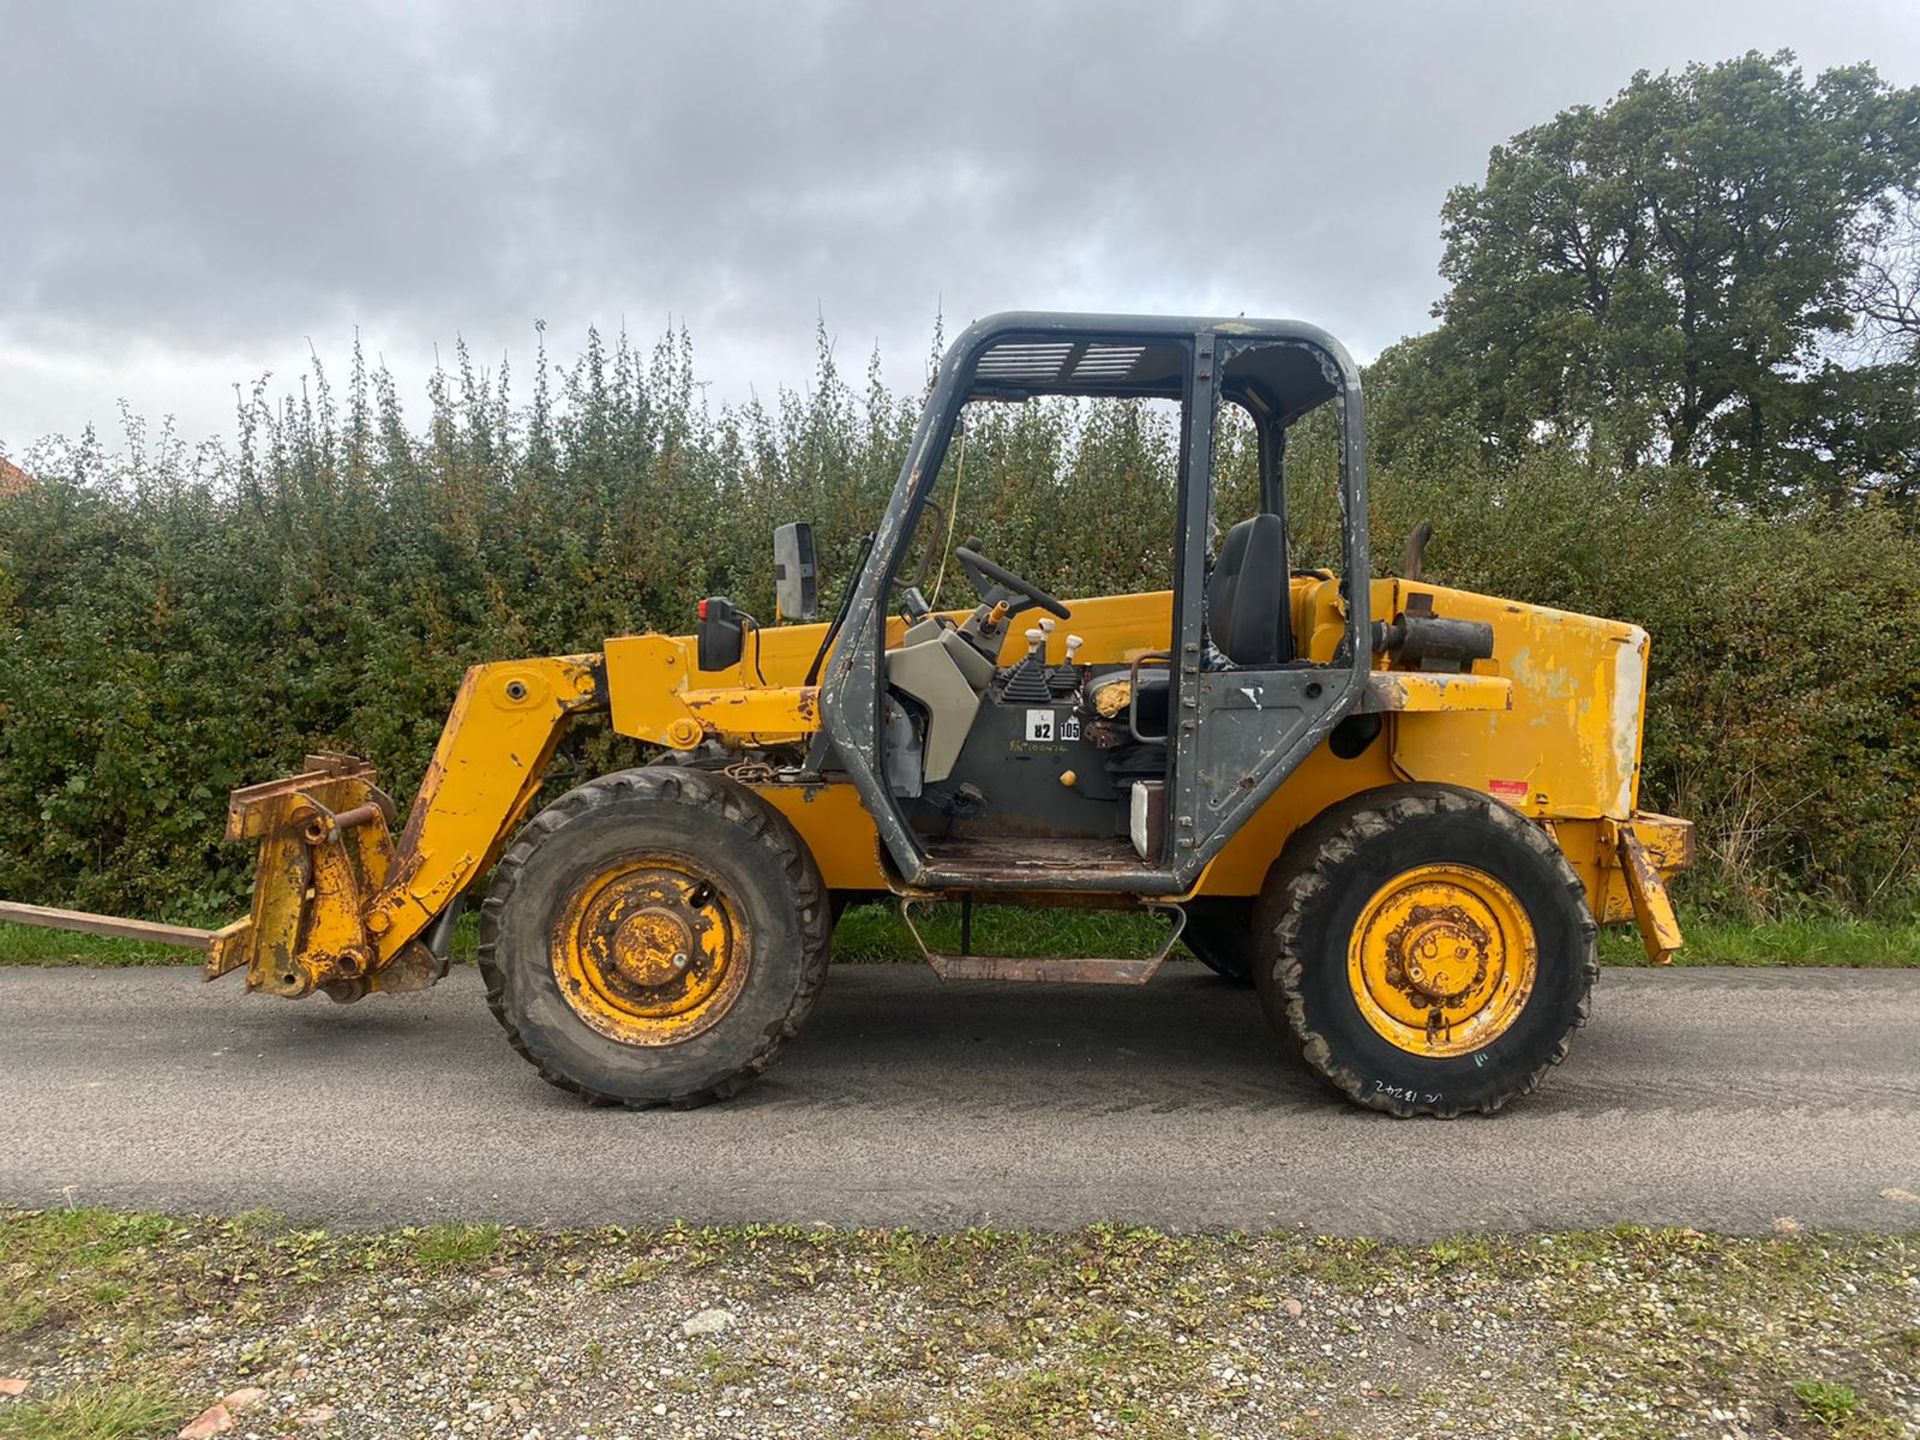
[1024,709,1056,742]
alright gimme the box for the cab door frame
[1168,330,1374,871]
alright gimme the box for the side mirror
[773,522,820,621]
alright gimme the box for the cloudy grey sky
[4,0,1919,454]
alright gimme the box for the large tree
[1425,51,1920,499]
[1852,195,1920,362]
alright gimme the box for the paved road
[3,964,1916,1237]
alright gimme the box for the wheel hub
[554,859,749,1047]
[612,906,694,989]
[1384,904,1491,1007]
[1346,864,1537,1057]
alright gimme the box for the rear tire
[1180,900,1255,983]
[478,766,831,1108]
[1253,783,1596,1117]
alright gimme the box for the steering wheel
[953,544,1071,620]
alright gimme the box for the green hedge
[1,329,1914,923]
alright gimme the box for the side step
[898,899,1186,985]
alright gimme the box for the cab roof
[952,310,1356,424]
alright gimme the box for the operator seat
[1205,513,1291,665]
[1091,511,1293,747]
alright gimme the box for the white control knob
[1024,627,1044,656]
[1065,633,1084,662]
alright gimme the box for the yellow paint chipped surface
[1385,580,1648,821]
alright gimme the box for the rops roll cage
[817,311,1371,895]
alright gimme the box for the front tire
[478,767,831,1107]
[1254,784,1596,1117]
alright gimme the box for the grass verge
[0,924,189,968]
[0,1381,186,1440]
[0,1208,1915,1438]
[6,907,1918,970]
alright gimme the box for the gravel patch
[1,1211,1916,1438]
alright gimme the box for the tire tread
[1256,783,1598,1118]
[476,766,831,1109]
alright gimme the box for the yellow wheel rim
[552,855,750,1047]
[1346,863,1537,1057]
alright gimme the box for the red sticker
[1488,778,1529,802]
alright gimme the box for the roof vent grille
[976,340,1146,385]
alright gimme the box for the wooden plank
[0,900,213,949]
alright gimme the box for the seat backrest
[1205,513,1290,666]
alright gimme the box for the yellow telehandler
[204,313,1691,1116]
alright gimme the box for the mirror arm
[806,532,873,686]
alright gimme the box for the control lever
[1000,627,1057,703]
[1049,632,1087,700]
